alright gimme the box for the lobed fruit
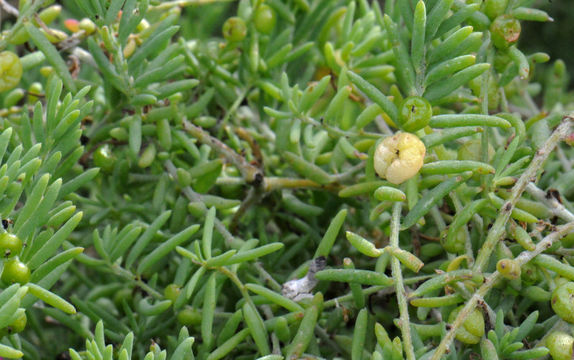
[398,96,432,132]
[177,307,202,326]
[497,259,521,280]
[373,132,426,185]
[490,15,521,50]
[164,283,181,303]
[223,17,247,42]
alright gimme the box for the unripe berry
[448,306,485,344]
[0,51,22,93]
[547,332,574,360]
[0,311,27,337]
[254,4,277,35]
[496,258,521,280]
[552,282,574,324]
[490,15,521,50]
[441,228,465,254]
[93,144,116,173]
[398,96,432,132]
[0,233,23,258]
[223,17,247,42]
[164,283,181,303]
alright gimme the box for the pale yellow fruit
[374,132,426,184]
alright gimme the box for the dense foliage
[0,0,573,359]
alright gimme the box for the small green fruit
[398,96,432,132]
[441,228,466,254]
[93,144,116,173]
[0,311,27,337]
[254,4,277,35]
[177,307,202,326]
[552,282,574,323]
[9,312,27,333]
[164,283,181,303]
[496,258,521,280]
[223,17,247,42]
[1,258,30,284]
[521,262,540,284]
[546,332,574,360]
[448,306,485,344]
[490,15,521,50]
[0,51,23,92]
[0,232,23,258]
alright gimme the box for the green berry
[398,96,432,132]
[552,282,574,323]
[9,312,27,333]
[0,51,23,93]
[448,306,485,344]
[0,311,27,337]
[93,144,116,173]
[1,258,30,284]
[223,17,247,42]
[0,232,23,258]
[546,332,574,360]
[177,307,202,326]
[164,283,181,303]
[521,262,540,284]
[254,4,277,35]
[490,15,521,50]
[441,228,465,254]
[496,258,521,280]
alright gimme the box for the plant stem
[525,182,574,222]
[390,202,416,360]
[322,274,432,308]
[164,160,238,245]
[110,264,163,298]
[263,177,339,192]
[150,0,234,11]
[183,119,263,184]
[432,219,574,360]
[473,116,572,272]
